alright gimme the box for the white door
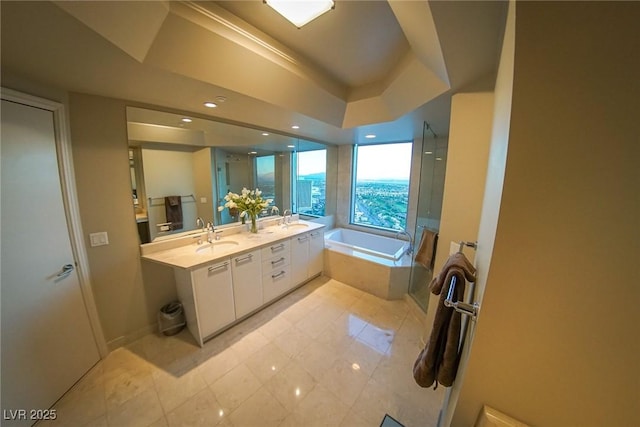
[1,98,100,425]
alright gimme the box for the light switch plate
[90,231,109,247]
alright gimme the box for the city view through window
[296,149,326,217]
[352,142,412,231]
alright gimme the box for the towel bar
[444,275,480,321]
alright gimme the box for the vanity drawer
[262,252,291,273]
[261,240,290,258]
[262,265,291,303]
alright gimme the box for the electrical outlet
[90,232,109,247]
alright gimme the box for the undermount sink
[283,223,309,230]
[195,240,239,253]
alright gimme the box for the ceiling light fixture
[262,132,270,136]
[181,118,192,123]
[264,0,334,28]
[291,125,300,129]
[203,102,217,108]
[365,134,376,139]
[287,144,295,148]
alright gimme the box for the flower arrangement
[218,188,273,233]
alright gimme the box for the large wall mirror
[127,107,334,243]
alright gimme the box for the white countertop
[141,220,325,270]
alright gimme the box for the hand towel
[164,196,183,231]
[413,252,476,389]
[414,228,438,269]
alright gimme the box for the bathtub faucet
[396,230,414,255]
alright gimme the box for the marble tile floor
[39,276,445,427]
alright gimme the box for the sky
[355,142,412,181]
[297,143,413,180]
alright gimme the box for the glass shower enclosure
[408,126,448,312]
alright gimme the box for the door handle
[56,264,75,278]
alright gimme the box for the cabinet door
[308,229,324,278]
[290,233,309,286]
[193,260,235,338]
[231,249,263,318]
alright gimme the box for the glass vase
[250,214,258,233]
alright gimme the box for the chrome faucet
[282,209,292,226]
[196,217,205,231]
[396,229,414,255]
[206,222,215,243]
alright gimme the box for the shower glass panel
[408,130,448,312]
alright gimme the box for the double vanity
[141,218,325,346]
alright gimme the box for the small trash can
[157,301,186,336]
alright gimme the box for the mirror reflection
[126,107,330,243]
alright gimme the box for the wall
[142,148,197,241]
[68,93,177,349]
[452,2,640,425]
[192,147,215,223]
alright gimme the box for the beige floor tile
[280,383,349,427]
[272,325,313,358]
[256,313,293,340]
[165,388,228,427]
[197,346,241,385]
[356,323,395,354]
[228,387,288,427]
[244,342,292,384]
[339,409,371,427]
[104,368,155,410]
[152,365,207,413]
[209,363,262,411]
[318,358,369,406]
[53,278,448,427]
[49,382,106,427]
[350,377,401,426]
[293,341,341,381]
[229,329,270,360]
[147,415,169,427]
[265,360,317,411]
[340,339,384,376]
[106,387,164,427]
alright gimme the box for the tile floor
[40,276,444,427]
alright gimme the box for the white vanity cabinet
[175,258,235,346]
[308,229,324,277]
[231,249,262,319]
[147,221,326,347]
[290,227,325,286]
[290,233,310,286]
[261,240,291,303]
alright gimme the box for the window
[255,154,275,201]
[351,142,412,231]
[294,149,326,217]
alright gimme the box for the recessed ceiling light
[287,145,295,148]
[181,118,192,123]
[214,96,227,103]
[203,102,217,108]
[424,151,433,155]
[291,125,300,129]
[436,157,443,161]
[248,151,257,155]
[262,132,269,136]
[265,0,334,28]
[365,134,376,139]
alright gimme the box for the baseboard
[105,323,156,352]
